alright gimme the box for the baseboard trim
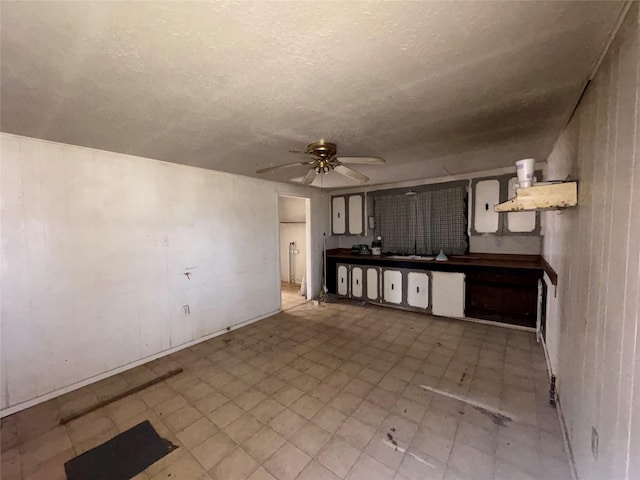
[460,316,536,332]
[539,335,579,480]
[347,299,536,332]
[0,309,279,418]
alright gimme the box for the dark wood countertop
[326,248,558,285]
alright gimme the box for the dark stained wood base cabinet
[464,269,540,328]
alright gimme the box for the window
[373,181,468,255]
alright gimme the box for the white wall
[0,133,330,415]
[468,235,541,255]
[278,196,306,223]
[278,195,307,284]
[542,4,639,479]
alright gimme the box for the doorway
[278,195,309,310]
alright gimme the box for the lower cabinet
[365,267,380,302]
[351,266,364,299]
[337,264,349,296]
[327,257,540,326]
[382,269,403,305]
[407,271,430,309]
[432,272,465,318]
[465,269,539,327]
[335,263,432,313]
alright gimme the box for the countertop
[326,248,557,284]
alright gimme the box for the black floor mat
[64,420,177,480]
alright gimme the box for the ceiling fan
[256,140,385,185]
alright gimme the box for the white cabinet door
[407,272,429,309]
[332,196,346,235]
[432,272,465,318]
[366,267,379,301]
[348,195,363,235]
[351,266,364,298]
[506,177,537,233]
[474,180,500,233]
[337,264,349,296]
[383,269,403,304]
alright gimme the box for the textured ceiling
[0,1,625,188]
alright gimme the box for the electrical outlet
[591,427,599,459]
[182,305,190,315]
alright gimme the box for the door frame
[276,194,312,309]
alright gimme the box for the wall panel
[0,134,329,414]
[542,5,639,479]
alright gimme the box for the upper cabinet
[332,196,346,234]
[471,174,540,236]
[331,194,364,235]
[473,179,501,234]
[348,195,364,235]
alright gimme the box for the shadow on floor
[281,281,307,311]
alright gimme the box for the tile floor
[0,300,572,480]
[281,282,308,311]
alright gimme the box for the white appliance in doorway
[278,196,309,294]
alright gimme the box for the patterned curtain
[374,194,415,253]
[416,186,468,255]
[374,183,468,255]
[415,191,434,254]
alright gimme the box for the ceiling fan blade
[301,168,317,185]
[336,156,385,165]
[256,161,310,174]
[334,164,369,183]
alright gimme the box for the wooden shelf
[494,182,577,212]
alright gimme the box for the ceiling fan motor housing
[307,141,337,159]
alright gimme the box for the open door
[278,195,310,310]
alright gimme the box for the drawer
[466,268,539,286]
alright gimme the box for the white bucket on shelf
[515,158,535,188]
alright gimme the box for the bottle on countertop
[435,250,448,261]
[372,236,382,255]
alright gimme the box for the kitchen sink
[386,255,435,260]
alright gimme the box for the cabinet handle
[356,279,359,285]
[391,284,394,290]
[338,212,341,218]
[485,203,489,211]
[417,286,420,293]
[341,278,344,283]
